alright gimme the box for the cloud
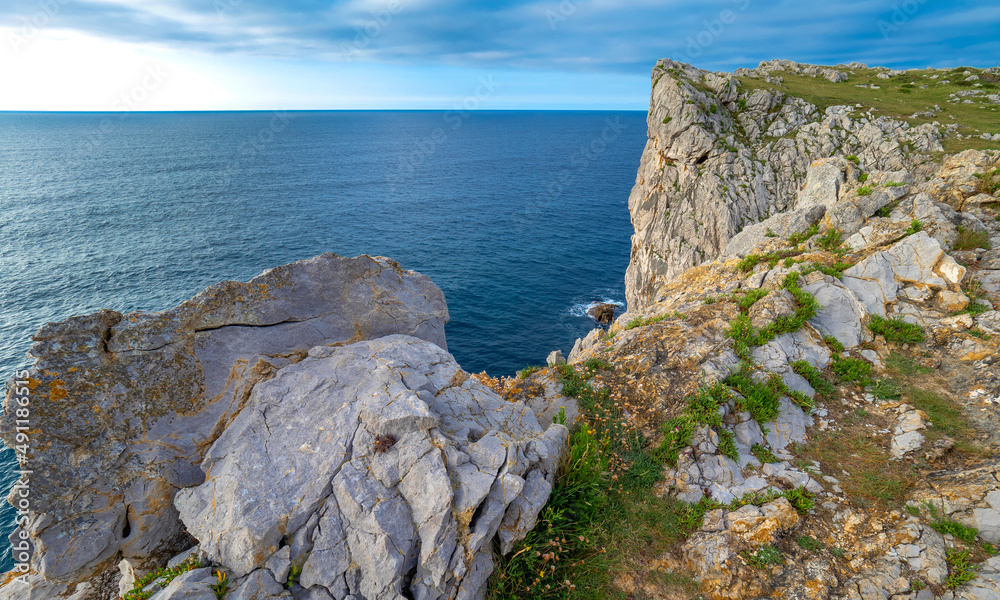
[1,0,996,76]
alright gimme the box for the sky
[0,0,996,111]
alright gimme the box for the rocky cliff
[625,59,999,313]
[550,59,1000,600]
[0,254,567,600]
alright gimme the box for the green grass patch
[623,314,668,330]
[724,366,785,423]
[751,443,780,464]
[856,185,874,196]
[788,223,820,245]
[953,225,992,251]
[906,219,924,235]
[946,549,978,589]
[790,360,837,399]
[868,314,925,344]
[744,545,783,568]
[817,228,843,251]
[868,378,903,400]
[795,535,825,551]
[123,556,204,600]
[518,365,543,379]
[831,356,873,386]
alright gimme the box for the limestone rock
[842,232,950,316]
[174,335,567,599]
[0,254,449,591]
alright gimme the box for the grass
[800,261,853,280]
[831,356,873,386]
[885,351,933,376]
[906,219,924,236]
[856,185,874,196]
[974,167,1000,196]
[953,225,992,251]
[735,249,806,274]
[727,272,820,361]
[906,387,978,449]
[795,535,825,551]
[927,503,979,543]
[662,116,672,124]
[946,549,978,589]
[817,228,843,251]
[656,383,734,466]
[518,365,544,379]
[868,378,903,400]
[788,222,820,245]
[490,362,720,599]
[211,571,229,600]
[796,424,918,508]
[956,275,993,316]
[884,181,907,188]
[751,443,781,464]
[790,360,836,399]
[123,556,203,600]
[846,155,860,164]
[868,315,926,344]
[724,366,786,423]
[623,314,668,330]
[735,67,1000,154]
[734,288,769,312]
[744,545,783,568]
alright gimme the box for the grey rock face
[842,232,961,316]
[0,254,449,588]
[175,335,567,600]
[723,205,826,258]
[625,59,944,312]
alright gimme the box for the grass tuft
[868,314,925,344]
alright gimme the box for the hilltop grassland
[737,65,1000,153]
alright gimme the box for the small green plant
[946,548,978,589]
[785,487,816,514]
[718,429,739,462]
[884,181,907,188]
[709,103,718,114]
[517,365,543,379]
[886,351,933,376]
[831,356,872,386]
[796,535,824,551]
[765,227,777,238]
[787,389,814,411]
[623,314,668,330]
[856,185,874,196]
[969,327,992,340]
[286,565,302,589]
[973,167,1000,196]
[211,571,229,599]
[868,378,903,400]
[751,443,780,464]
[790,360,836,398]
[817,228,843,251]
[734,288,769,312]
[744,545,783,568]
[662,116,673,124]
[823,335,845,354]
[783,257,795,267]
[830,547,846,558]
[123,556,203,600]
[906,219,924,235]
[858,172,869,183]
[868,314,925,344]
[912,579,926,591]
[703,295,717,304]
[846,155,860,164]
[788,223,820,245]
[724,367,784,423]
[953,225,992,251]
[927,503,979,543]
[905,503,921,517]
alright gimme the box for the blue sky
[0,0,996,110]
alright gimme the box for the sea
[0,110,648,571]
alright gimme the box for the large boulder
[174,335,567,600]
[0,254,449,589]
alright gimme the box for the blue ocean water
[0,110,646,571]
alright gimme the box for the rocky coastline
[4,59,1000,599]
